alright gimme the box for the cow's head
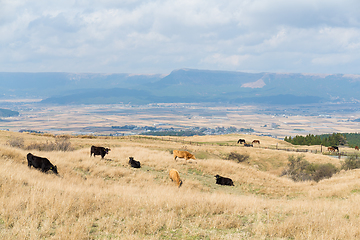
[105,148,111,154]
[51,165,58,174]
[214,175,220,179]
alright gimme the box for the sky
[1,0,360,74]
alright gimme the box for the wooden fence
[126,135,360,159]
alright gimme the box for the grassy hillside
[1,131,360,239]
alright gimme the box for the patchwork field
[1,131,360,239]
[1,101,360,138]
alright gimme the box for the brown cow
[252,140,260,144]
[355,146,359,151]
[328,147,336,152]
[173,150,196,161]
[169,169,183,188]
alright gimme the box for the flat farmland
[1,101,360,137]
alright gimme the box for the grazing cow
[90,146,111,159]
[215,175,234,186]
[355,146,359,151]
[27,153,58,174]
[169,169,183,188]
[173,150,196,161]
[128,157,140,168]
[252,140,260,144]
[328,147,336,152]
[332,146,339,152]
[244,143,253,147]
[237,139,246,144]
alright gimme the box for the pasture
[1,131,360,239]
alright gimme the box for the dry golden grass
[1,131,360,239]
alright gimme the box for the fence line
[126,135,359,158]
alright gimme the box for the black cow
[215,175,234,186]
[237,139,246,144]
[332,146,339,152]
[129,157,141,168]
[90,146,111,159]
[244,143,253,147]
[27,153,58,174]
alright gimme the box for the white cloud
[0,0,360,74]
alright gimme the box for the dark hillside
[0,108,19,117]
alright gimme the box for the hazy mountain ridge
[1,69,360,105]
[0,72,162,99]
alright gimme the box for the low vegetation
[227,152,250,163]
[341,155,360,170]
[2,131,360,239]
[7,135,72,151]
[281,155,338,182]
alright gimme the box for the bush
[282,155,338,182]
[227,152,250,163]
[312,163,338,182]
[55,135,72,151]
[341,155,360,170]
[26,136,72,151]
[7,137,25,149]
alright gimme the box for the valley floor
[1,102,360,138]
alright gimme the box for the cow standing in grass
[169,169,183,188]
[27,153,58,174]
[173,150,196,161]
[328,147,336,152]
[90,146,110,159]
[332,146,339,152]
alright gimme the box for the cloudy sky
[1,0,360,74]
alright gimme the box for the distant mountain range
[1,69,360,105]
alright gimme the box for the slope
[1,131,360,239]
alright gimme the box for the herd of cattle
[25,145,236,188]
[25,138,359,188]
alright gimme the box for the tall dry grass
[1,132,360,239]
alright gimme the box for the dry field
[1,102,360,137]
[1,131,360,239]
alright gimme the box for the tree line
[284,133,347,146]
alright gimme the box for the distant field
[1,102,360,138]
[2,131,360,239]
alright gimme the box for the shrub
[7,137,24,149]
[26,136,72,151]
[227,152,250,163]
[341,155,360,170]
[312,163,338,182]
[55,135,72,151]
[282,155,338,182]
